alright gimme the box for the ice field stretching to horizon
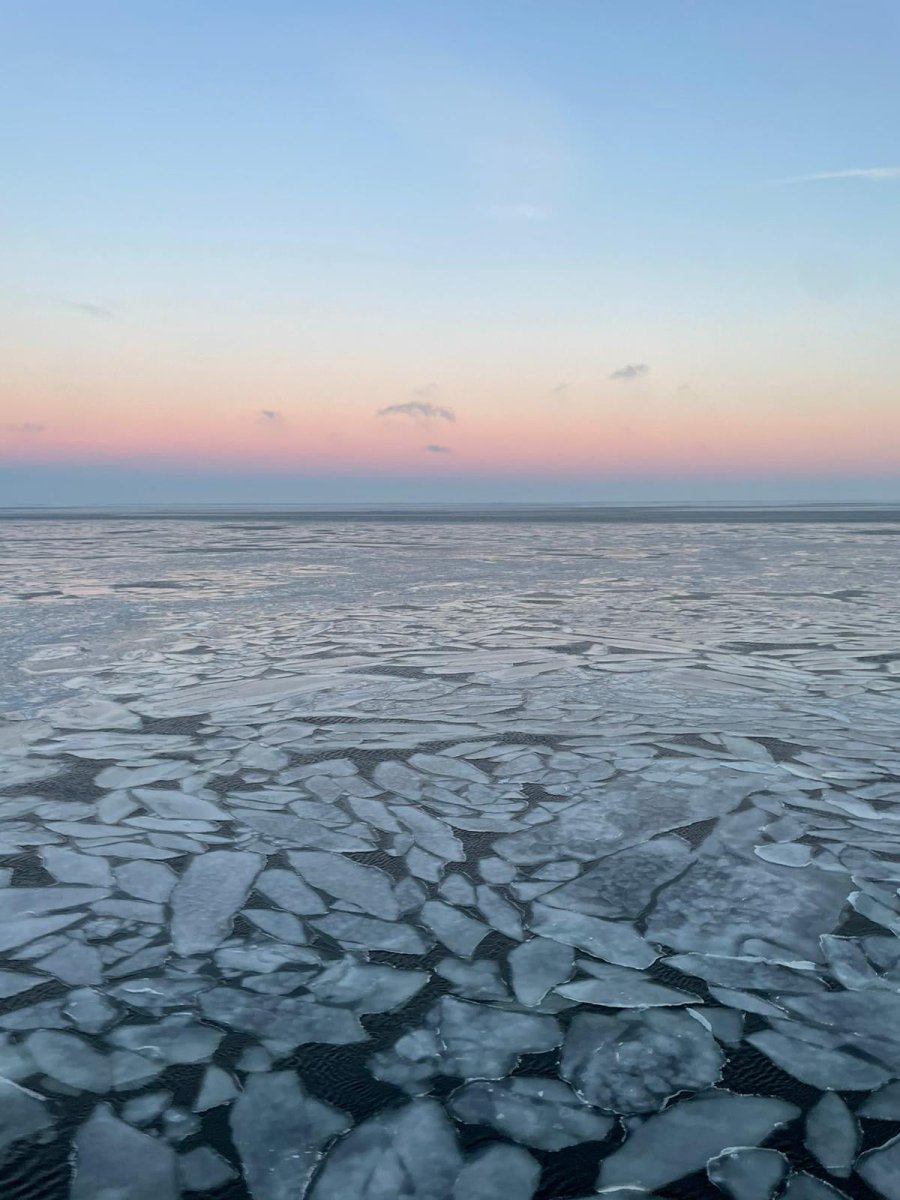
[2,509,900,1200]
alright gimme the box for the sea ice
[804,1092,858,1178]
[305,959,428,1012]
[0,1077,52,1158]
[541,836,693,919]
[193,1065,240,1112]
[451,1143,540,1199]
[114,861,177,902]
[420,900,489,957]
[309,1099,463,1199]
[644,857,850,959]
[449,1076,614,1150]
[171,850,262,955]
[561,1009,723,1112]
[857,1134,900,1200]
[509,936,574,1006]
[529,904,657,967]
[178,1145,237,1191]
[556,962,697,1007]
[27,1029,112,1091]
[707,1147,789,1200]
[255,867,327,915]
[597,1091,799,1190]
[72,1105,178,1200]
[311,912,431,955]
[199,987,367,1046]
[230,1071,350,1200]
[287,852,399,918]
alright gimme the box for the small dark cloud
[377,400,456,422]
[551,383,569,398]
[425,444,451,454]
[2,422,45,434]
[63,302,114,319]
[257,409,284,425]
[609,363,649,381]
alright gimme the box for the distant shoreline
[3,504,900,524]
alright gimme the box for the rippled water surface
[2,511,900,1199]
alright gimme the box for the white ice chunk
[309,1099,462,1199]
[114,861,176,903]
[131,787,225,821]
[230,1071,350,1200]
[557,962,697,1007]
[72,1105,178,1200]
[199,987,367,1047]
[804,1092,858,1178]
[451,1143,540,1200]
[707,1146,789,1200]
[0,969,43,999]
[597,1091,799,1191]
[529,904,657,968]
[561,1009,723,1112]
[171,850,262,955]
[859,1082,900,1120]
[41,846,113,886]
[193,1065,239,1112]
[747,1029,890,1090]
[509,937,574,1006]
[420,901,489,957]
[255,867,327,915]
[178,1145,237,1191]
[858,1134,900,1200]
[311,913,431,955]
[35,939,103,985]
[0,1077,53,1157]
[287,852,398,918]
[27,1030,111,1091]
[450,1077,613,1150]
[306,959,428,1013]
[109,1014,222,1064]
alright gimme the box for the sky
[2,0,899,505]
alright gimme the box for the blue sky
[2,1,899,504]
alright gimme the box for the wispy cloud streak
[773,167,900,183]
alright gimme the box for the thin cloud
[2,422,45,434]
[63,301,114,319]
[773,167,900,184]
[551,382,569,398]
[425,444,452,454]
[487,203,550,222]
[257,409,284,425]
[377,400,456,422]
[609,363,649,381]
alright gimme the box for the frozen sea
[1,507,900,1200]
